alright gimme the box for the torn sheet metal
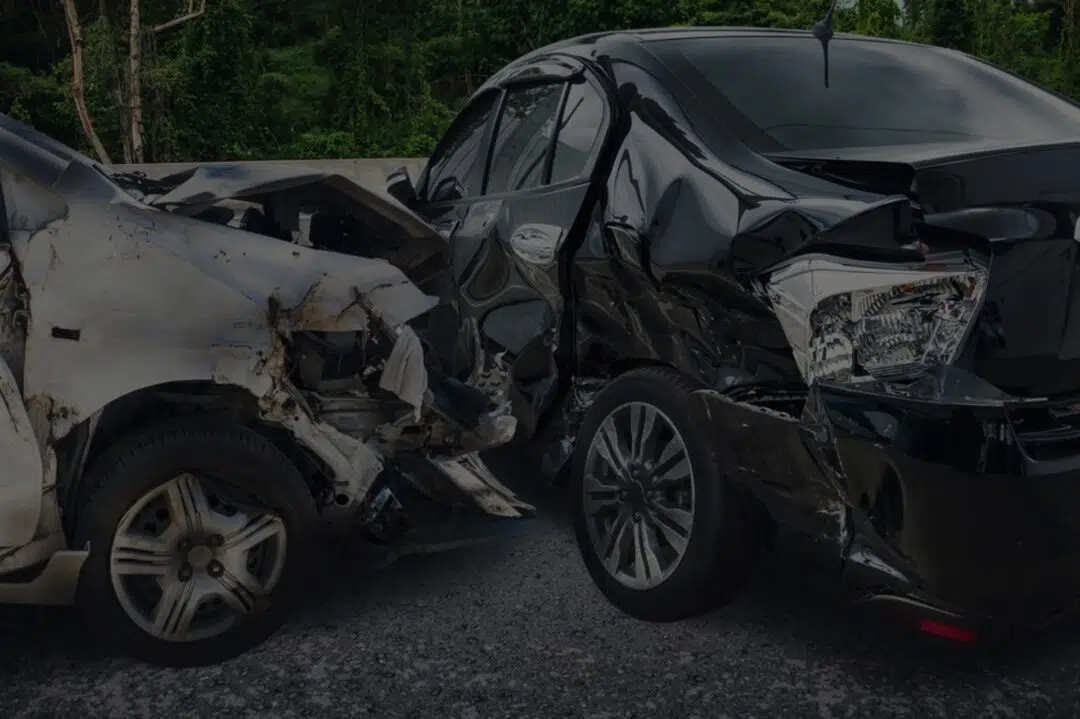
[691,387,848,548]
[847,544,909,584]
[0,111,527,548]
[0,349,43,547]
[10,162,438,446]
[432,453,534,518]
[127,163,444,246]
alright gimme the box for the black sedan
[387,26,1080,643]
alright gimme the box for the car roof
[534,26,937,58]
[476,27,946,94]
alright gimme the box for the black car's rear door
[416,61,612,434]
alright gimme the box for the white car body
[0,114,529,608]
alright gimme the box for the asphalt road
[2,448,1080,719]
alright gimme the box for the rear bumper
[693,383,1080,631]
[849,589,1080,644]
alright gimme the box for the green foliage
[2,0,1080,162]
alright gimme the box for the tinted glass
[550,81,606,184]
[486,83,564,194]
[653,36,1080,152]
[425,92,497,202]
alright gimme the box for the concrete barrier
[119,158,429,192]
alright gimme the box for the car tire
[73,420,318,667]
[570,366,753,622]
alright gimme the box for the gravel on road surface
[1,447,1077,719]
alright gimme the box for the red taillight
[918,618,978,644]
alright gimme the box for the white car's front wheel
[74,421,317,667]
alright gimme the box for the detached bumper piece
[354,452,535,566]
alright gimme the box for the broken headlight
[766,253,987,385]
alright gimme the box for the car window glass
[550,81,606,184]
[486,83,564,194]
[425,93,497,202]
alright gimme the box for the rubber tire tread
[570,366,753,622]
[73,419,317,668]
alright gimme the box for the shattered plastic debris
[377,327,427,413]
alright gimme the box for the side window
[485,83,565,195]
[550,81,607,185]
[424,93,497,203]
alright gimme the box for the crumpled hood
[2,153,441,429]
[121,163,443,245]
[142,208,441,331]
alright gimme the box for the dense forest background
[1,0,1078,163]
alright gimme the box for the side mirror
[386,166,417,207]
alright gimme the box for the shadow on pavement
[2,443,1079,686]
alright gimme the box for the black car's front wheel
[570,367,754,622]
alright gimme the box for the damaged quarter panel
[573,39,886,387]
[569,39,848,542]
[563,31,1080,589]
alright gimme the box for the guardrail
[118,158,429,191]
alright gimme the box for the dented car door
[415,59,612,435]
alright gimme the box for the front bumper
[694,383,1080,633]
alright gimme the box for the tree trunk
[129,0,144,163]
[60,0,112,164]
[152,0,207,33]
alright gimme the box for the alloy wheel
[582,401,696,590]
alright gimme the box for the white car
[0,113,532,667]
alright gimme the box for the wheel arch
[55,380,332,538]
[577,360,779,550]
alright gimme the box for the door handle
[435,218,461,240]
[509,223,561,265]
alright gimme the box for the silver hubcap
[109,473,288,643]
[582,401,695,590]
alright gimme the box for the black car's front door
[416,63,612,434]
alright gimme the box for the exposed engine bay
[99,165,529,549]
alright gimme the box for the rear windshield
[651,36,1080,153]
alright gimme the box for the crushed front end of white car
[0,113,530,667]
